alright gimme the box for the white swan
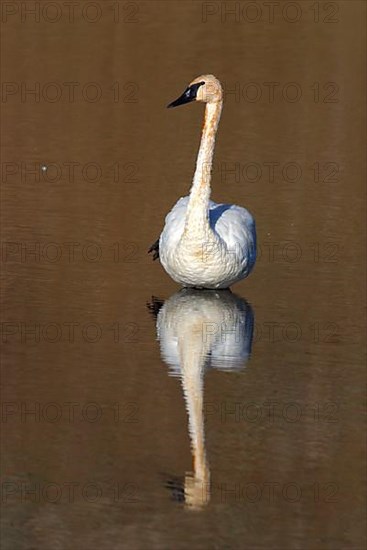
[153,289,254,508]
[149,74,256,289]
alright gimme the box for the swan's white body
[158,75,256,289]
[160,196,256,289]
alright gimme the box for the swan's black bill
[167,81,205,108]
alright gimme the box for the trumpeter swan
[149,74,256,289]
[152,289,254,508]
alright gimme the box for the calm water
[1,1,366,549]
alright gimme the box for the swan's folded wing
[160,196,189,250]
[210,203,256,264]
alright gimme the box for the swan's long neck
[184,101,223,237]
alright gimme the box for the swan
[150,289,254,508]
[149,74,256,289]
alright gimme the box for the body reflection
[154,289,254,509]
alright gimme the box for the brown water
[1,1,366,549]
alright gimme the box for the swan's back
[160,196,256,271]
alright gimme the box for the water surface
[1,1,365,549]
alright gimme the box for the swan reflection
[153,289,254,509]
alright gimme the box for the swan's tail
[148,238,160,261]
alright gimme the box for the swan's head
[167,74,222,108]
